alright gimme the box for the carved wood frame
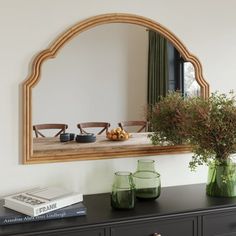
[22,13,210,164]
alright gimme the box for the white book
[4,187,83,217]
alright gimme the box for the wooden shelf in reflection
[33,133,192,161]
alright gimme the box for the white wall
[33,23,148,133]
[1,0,236,196]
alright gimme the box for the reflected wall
[33,24,148,134]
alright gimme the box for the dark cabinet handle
[153,234,161,236]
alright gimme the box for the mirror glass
[24,14,209,163]
[32,23,199,142]
[33,24,149,135]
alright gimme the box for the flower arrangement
[148,92,189,145]
[186,92,236,170]
[148,91,236,197]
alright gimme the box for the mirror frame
[22,13,209,164]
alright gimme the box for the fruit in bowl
[106,127,131,141]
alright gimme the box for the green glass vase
[206,160,236,197]
[111,172,135,209]
[133,159,161,200]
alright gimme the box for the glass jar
[206,158,236,197]
[111,171,135,209]
[133,159,161,200]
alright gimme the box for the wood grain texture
[32,133,192,163]
[22,13,210,164]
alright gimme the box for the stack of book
[1,187,86,225]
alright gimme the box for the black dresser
[1,184,236,236]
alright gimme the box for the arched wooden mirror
[22,13,209,164]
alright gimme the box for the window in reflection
[184,62,200,97]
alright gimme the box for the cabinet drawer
[203,211,236,236]
[110,217,197,236]
[19,228,105,236]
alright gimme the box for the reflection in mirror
[23,13,209,163]
[33,23,199,140]
[33,24,148,136]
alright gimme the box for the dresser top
[1,183,236,235]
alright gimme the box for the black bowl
[69,133,75,141]
[60,133,71,142]
[76,134,96,143]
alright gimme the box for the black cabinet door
[203,211,236,236]
[110,217,197,236]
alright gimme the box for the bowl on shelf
[60,133,75,142]
[106,128,131,141]
[76,133,96,143]
[60,133,71,142]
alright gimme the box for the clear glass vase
[133,159,161,200]
[111,172,135,209]
[206,159,236,197]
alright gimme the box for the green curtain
[147,31,169,105]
